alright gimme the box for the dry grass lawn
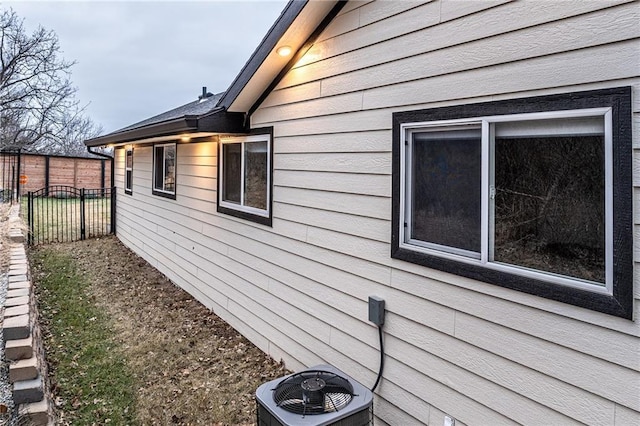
[31,236,289,425]
[23,196,112,244]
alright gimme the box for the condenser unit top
[256,364,373,426]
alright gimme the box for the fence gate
[0,150,21,203]
[27,185,116,245]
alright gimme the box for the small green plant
[31,248,138,425]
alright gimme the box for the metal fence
[27,185,116,245]
[0,150,21,203]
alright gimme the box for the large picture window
[218,132,272,225]
[152,143,176,199]
[124,148,133,195]
[392,88,632,318]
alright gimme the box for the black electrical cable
[370,325,385,392]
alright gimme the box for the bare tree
[0,8,78,151]
[55,110,104,156]
[29,104,104,156]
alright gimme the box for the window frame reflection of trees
[391,87,634,319]
[219,134,271,220]
[400,108,612,293]
[152,143,176,198]
[125,147,133,195]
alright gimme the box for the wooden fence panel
[0,153,113,196]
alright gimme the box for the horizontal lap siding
[249,1,640,425]
[112,1,640,425]
[114,143,397,378]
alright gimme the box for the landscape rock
[13,376,44,405]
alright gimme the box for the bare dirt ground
[33,236,289,425]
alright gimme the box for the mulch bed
[31,236,289,425]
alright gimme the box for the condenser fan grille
[273,370,355,415]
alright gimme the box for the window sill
[152,189,176,200]
[217,204,271,226]
[391,246,631,319]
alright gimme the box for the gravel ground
[0,200,19,425]
[0,272,18,426]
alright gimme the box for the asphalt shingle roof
[112,92,224,134]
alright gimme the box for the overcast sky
[4,0,288,134]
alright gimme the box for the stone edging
[2,205,52,425]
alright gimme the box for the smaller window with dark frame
[124,147,133,194]
[218,133,272,225]
[152,143,176,198]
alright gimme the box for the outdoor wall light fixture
[276,45,292,57]
[180,136,191,142]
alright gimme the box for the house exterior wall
[113,1,640,425]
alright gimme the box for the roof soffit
[226,0,338,113]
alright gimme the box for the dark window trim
[392,87,632,319]
[152,142,177,200]
[124,147,133,195]
[217,127,273,227]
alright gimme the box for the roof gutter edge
[85,117,198,147]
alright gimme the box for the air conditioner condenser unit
[256,364,373,426]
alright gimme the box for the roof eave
[85,117,197,147]
[85,109,246,147]
[217,0,309,110]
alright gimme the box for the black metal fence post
[28,191,33,245]
[15,152,21,203]
[111,186,116,235]
[44,157,50,197]
[10,164,15,203]
[80,188,86,240]
[100,160,106,197]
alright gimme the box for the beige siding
[113,1,640,425]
